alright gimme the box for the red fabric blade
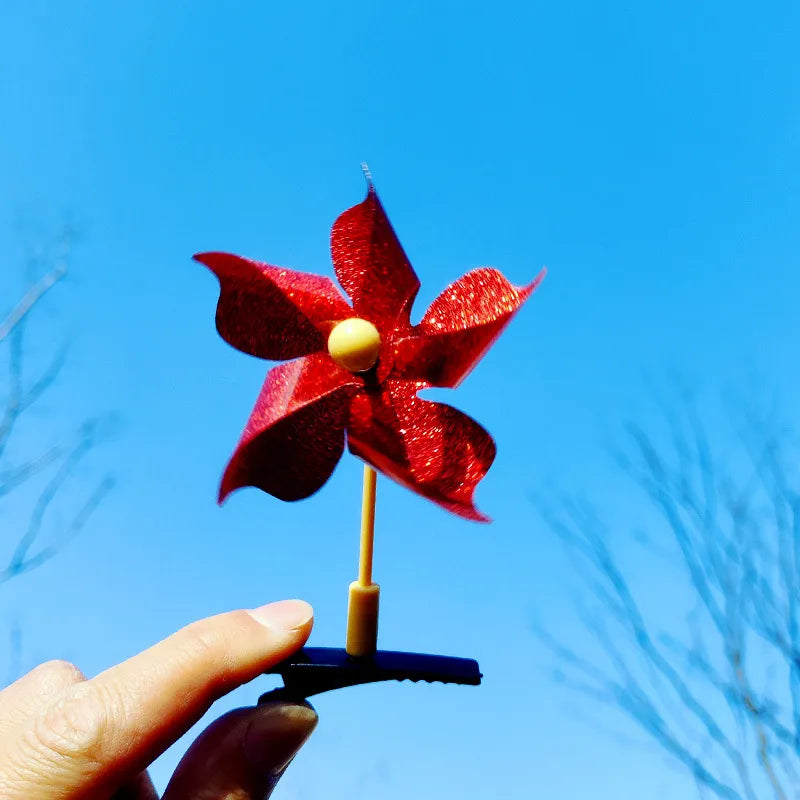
[346,381,496,522]
[392,267,545,388]
[195,251,352,361]
[220,354,359,502]
[330,188,420,334]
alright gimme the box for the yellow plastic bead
[327,318,381,372]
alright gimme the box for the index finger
[11,600,312,800]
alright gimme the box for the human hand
[0,599,316,799]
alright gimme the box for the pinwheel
[195,185,543,523]
[197,175,544,666]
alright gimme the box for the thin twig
[0,264,66,345]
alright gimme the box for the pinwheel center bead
[327,318,381,372]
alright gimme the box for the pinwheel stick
[346,464,380,656]
[358,464,377,584]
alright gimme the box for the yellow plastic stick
[346,465,380,656]
[358,465,377,585]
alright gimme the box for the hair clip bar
[259,647,482,702]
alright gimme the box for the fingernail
[248,599,313,632]
[244,702,318,777]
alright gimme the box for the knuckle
[29,683,110,767]
[32,659,86,691]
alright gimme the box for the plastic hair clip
[259,647,482,703]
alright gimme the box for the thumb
[162,702,317,800]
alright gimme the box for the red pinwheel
[195,187,543,522]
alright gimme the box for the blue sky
[1,0,799,796]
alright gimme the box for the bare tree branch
[0,264,66,345]
[0,328,25,457]
[0,475,114,583]
[536,402,800,798]
[0,444,65,497]
[1,226,112,590]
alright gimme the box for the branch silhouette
[536,401,799,799]
[1,227,113,591]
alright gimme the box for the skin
[0,599,318,800]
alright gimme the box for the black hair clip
[259,647,482,703]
